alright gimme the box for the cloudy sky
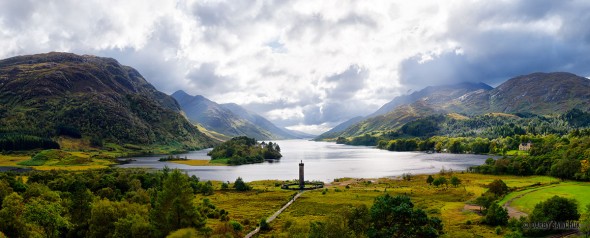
[2,0,590,134]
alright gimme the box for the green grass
[505,150,529,156]
[508,182,590,214]
[15,149,115,170]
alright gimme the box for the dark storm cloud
[399,1,590,89]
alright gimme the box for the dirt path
[502,185,558,218]
[463,184,559,219]
[244,191,306,238]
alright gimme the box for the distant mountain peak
[173,91,301,140]
[369,81,492,118]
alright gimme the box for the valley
[0,53,589,238]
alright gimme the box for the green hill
[0,52,216,150]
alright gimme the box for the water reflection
[116,140,495,182]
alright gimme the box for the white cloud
[1,0,590,134]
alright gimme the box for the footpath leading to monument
[244,190,306,238]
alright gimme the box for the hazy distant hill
[0,52,216,149]
[318,72,590,139]
[172,90,299,140]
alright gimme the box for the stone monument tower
[299,160,304,190]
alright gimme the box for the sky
[2,0,590,134]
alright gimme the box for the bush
[426,175,434,185]
[259,218,270,231]
[487,179,509,196]
[221,182,229,190]
[229,220,243,232]
[233,177,251,191]
[485,203,508,226]
[529,196,580,222]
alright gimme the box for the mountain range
[0,52,216,149]
[172,90,313,140]
[317,72,590,140]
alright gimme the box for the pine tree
[151,170,206,237]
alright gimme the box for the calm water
[116,140,494,182]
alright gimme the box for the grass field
[6,150,116,171]
[0,154,31,167]
[505,150,530,156]
[507,182,590,214]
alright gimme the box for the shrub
[529,196,580,222]
[485,203,508,226]
[233,177,251,191]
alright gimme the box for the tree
[580,204,590,238]
[151,169,206,237]
[529,196,580,223]
[0,180,13,206]
[487,179,509,196]
[432,177,448,188]
[550,159,581,180]
[474,194,497,211]
[345,204,371,237]
[200,180,214,196]
[68,186,94,237]
[368,194,443,238]
[233,177,251,191]
[450,176,461,187]
[426,175,434,185]
[484,203,508,226]
[0,193,29,237]
[221,182,229,190]
[24,198,70,238]
[309,214,355,238]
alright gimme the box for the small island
[208,136,282,165]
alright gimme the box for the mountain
[318,82,493,139]
[220,103,297,139]
[317,72,590,139]
[281,128,317,139]
[484,72,590,114]
[172,90,297,140]
[0,52,216,149]
[314,116,364,140]
[369,82,493,117]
